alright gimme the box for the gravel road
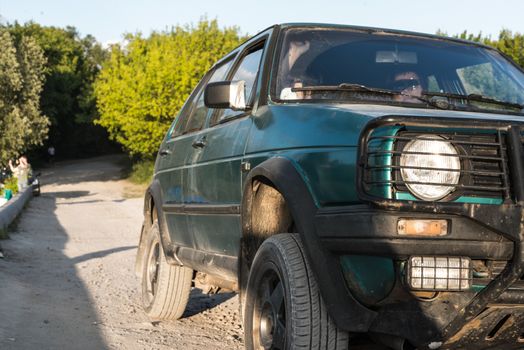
[0,155,244,350]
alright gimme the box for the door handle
[159,148,171,156]
[192,137,207,149]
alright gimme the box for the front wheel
[141,220,193,320]
[244,234,349,350]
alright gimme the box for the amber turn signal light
[397,219,448,236]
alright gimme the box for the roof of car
[261,23,494,50]
[210,22,497,71]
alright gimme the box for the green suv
[136,23,524,350]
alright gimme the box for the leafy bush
[94,19,245,158]
[129,160,154,184]
[3,176,18,195]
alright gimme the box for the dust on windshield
[274,28,524,113]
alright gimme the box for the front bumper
[315,205,524,349]
[316,206,513,260]
[313,115,524,348]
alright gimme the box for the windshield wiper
[293,84,524,112]
[293,83,400,96]
[422,91,524,110]
[292,83,432,105]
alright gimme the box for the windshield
[274,28,524,113]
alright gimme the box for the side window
[426,75,441,92]
[456,62,523,102]
[457,63,494,96]
[171,81,206,138]
[212,44,265,124]
[182,58,235,134]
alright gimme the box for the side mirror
[204,80,248,111]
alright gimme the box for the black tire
[141,220,193,320]
[244,233,349,350]
[32,184,40,196]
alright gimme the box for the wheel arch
[240,157,318,269]
[239,156,377,332]
[135,179,175,278]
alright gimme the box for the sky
[0,0,523,45]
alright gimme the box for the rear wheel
[244,233,349,349]
[141,220,193,320]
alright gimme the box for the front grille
[362,129,511,201]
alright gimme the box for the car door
[156,74,212,250]
[185,36,269,257]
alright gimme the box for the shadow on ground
[40,155,128,187]
[183,289,237,318]
[0,191,109,349]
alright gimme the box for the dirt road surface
[0,156,243,350]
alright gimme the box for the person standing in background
[8,156,31,192]
[47,145,55,164]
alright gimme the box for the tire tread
[141,221,192,320]
[245,233,348,350]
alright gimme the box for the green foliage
[8,22,114,159]
[460,30,524,68]
[94,19,244,158]
[0,28,48,165]
[437,29,524,68]
[129,159,155,184]
[3,177,19,195]
[436,29,524,105]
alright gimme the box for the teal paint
[340,255,396,305]
[366,126,401,199]
[471,285,486,293]
[245,104,377,206]
[395,192,503,205]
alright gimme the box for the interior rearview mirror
[376,51,418,64]
[204,80,248,111]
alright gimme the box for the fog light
[407,256,471,291]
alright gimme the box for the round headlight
[400,135,460,201]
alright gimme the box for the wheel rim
[253,266,286,350]
[145,240,160,303]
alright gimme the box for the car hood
[330,103,524,123]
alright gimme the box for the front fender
[241,156,376,332]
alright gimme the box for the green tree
[437,29,524,68]
[17,36,49,149]
[9,22,112,159]
[94,19,244,158]
[0,28,48,165]
[492,30,524,68]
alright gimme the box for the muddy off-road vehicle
[135,23,524,349]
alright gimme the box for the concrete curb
[0,187,33,232]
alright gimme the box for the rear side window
[171,83,203,137]
[172,58,235,137]
[212,44,265,124]
[182,58,235,134]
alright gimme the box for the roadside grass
[119,158,154,198]
[122,183,149,199]
[129,160,155,184]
